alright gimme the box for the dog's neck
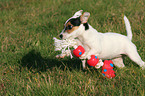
[77,24,99,42]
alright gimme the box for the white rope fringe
[53,37,77,58]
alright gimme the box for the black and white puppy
[58,10,145,69]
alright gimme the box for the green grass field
[0,0,145,95]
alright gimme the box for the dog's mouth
[59,33,76,40]
[59,34,63,39]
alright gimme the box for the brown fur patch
[65,22,79,34]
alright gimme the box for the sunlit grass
[0,0,145,95]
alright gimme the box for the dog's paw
[56,54,66,59]
[141,62,145,70]
[82,66,88,71]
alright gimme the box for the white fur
[60,11,145,69]
[124,15,132,40]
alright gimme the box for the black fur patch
[69,17,81,26]
[83,23,89,30]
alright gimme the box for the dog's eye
[67,25,73,30]
[68,25,73,29]
[64,25,73,31]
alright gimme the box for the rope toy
[53,37,116,79]
[53,37,78,58]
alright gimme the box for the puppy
[59,10,145,69]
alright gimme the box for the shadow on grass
[20,50,82,72]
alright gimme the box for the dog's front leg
[80,38,102,60]
[81,59,87,70]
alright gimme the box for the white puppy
[59,10,145,69]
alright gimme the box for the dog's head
[59,10,90,39]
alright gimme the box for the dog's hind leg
[126,44,145,69]
[127,50,145,69]
[112,57,125,68]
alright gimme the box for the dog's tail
[124,15,132,40]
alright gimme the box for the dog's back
[97,32,133,59]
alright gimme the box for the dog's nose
[59,34,63,39]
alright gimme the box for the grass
[0,0,145,95]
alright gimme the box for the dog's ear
[73,10,83,18]
[80,12,90,24]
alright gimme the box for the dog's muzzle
[59,34,63,39]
